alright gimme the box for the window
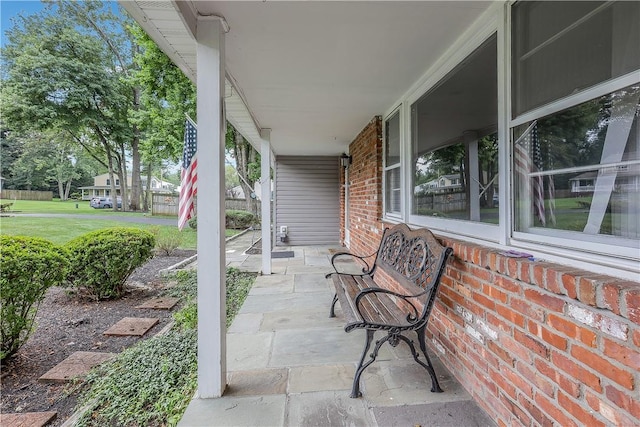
[115,179,120,186]
[411,34,498,223]
[106,179,110,186]
[384,110,401,215]
[512,1,639,249]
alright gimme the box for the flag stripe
[178,118,197,230]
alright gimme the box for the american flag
[178,116,197,230]
[514,121,546,227]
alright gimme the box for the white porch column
[196,16,226,398]
[261,129,272,275]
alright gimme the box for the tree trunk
[144,165,153,212]
[130,87,142,211]
[118,146,128,211]
[58,180,66,201]
[64,180,72,200]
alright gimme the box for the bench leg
[351,329,376,398]
[329,293,338,318]
[415,326,443,393]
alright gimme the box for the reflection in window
[414,134,498,222]
[384,111,401,215]
[513,85,640,244]
[411,34,498,223]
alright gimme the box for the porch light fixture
[340,153,352,168]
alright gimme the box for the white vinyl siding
[275,156,340,246]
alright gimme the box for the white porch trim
[260,129,272,275]
[196,16,227,399]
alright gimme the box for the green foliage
[173,303,197,330]
[188,216,197,230]
[65,228,155,299]
[226,267,256,326]
[76,268,255,425]
[149,226,183,256]
[76,328,197,427]
[226,210,257,229]
[0,236,69,361]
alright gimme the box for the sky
[1,0,46,47]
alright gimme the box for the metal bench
[326,223,453,398]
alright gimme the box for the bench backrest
[373,223,453,319]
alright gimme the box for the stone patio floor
[178,235,495,427]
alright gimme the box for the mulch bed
[0,249,196,426]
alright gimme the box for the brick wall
[342,116,384,257]
[343,117,640,427]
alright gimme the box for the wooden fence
[151,194,260,216]
[0,190,53,201]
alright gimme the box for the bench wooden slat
[327,223,453,398]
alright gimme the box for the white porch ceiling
[121,1,492,156]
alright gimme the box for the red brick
[606,384,640,418]
[578,277,599,306]
[558,391,606,427]
[483,284,508,304]
[535,392,579,427]
[516,360,554,397]
[500,364,533,398]
[535,358,581,397]
[499,393,531,426]
[496,304,525,328]
[600,282,626,315]
[512,297,545,322]
[514,328,548,358]
[547,313,577,338]
[603,338,640,370]
[626,288,640,324]
[551,351,602,392]
[541,325,568,350]
[562,273,578,299]
[524,289,566,312]
[495,275,520,293]
[517,394,554,427]
[486,312,511,334]
[546,269,563,294]
[571,345,635,390]
[634,329,640,347]
[473,291,496,310]
[500,336,533,364]
[532,264,545,287]
[470,265,493,282]
[487,340,514,366]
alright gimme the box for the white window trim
[506,1,640,278]
[378,1,639,280]
[383,106,403,219]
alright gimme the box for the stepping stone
[135,296,180,310]
[0,411,56,427]
[103,317,159,336]
[39,352,115,383]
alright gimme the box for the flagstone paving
[38,351,116,383]
[0,411,57,427]
[103,317,159,336]
[135,296,180,310]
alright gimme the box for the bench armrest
[325,250,377,279]
[354,287,426,324]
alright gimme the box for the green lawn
[0,199,243,248]
[1,198,144,216]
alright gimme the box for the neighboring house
[414,174,463,195]
[79,173,176,200]
[569,171,597,194]
[124,2,639,425]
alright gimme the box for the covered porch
[180,241,493,426]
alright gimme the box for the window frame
[383,106,403,219]
[508,2,640,261]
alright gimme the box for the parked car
[90,197,122,209]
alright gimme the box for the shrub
[149,226,183,256]
[1,236,69,361]
[65,228,155,300]
[225,210,257,229]
[188,216,197,230]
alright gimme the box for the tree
[226,125,261,214]
[130,24,196,210]
[225,165,241,198]
[1,2,142,210]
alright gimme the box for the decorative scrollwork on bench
[327,223,453,398]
